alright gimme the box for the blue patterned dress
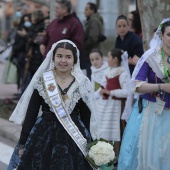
[118,61,170,170]
[8,86,93,170]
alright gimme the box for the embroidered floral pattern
[17,114,92,170]
[147,46,165,80]
[47,83,56,92]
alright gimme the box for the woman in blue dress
[118,18,170,170]
[7,39,98,170]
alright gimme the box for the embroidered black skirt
[16,112,92,170]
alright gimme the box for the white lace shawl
[146,46,165,79]
[9,39,98,139]
[91,60,108,89]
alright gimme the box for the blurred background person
[115,15,143,75]
[25,0,49,18]
[128,10,142,39]
[7,20,19,44]
[44,16,50,29]
[96,49,129,158]
[89,48,108,92]
[10,13,31,97]
[84,2,104,79]
[18,10,45,93]
[15,2,29,22]
[40,0,84,58]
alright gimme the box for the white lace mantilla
[34,76,81,114]
[34,75,98,140]
[9,39,98,140]
[146,46,165,80]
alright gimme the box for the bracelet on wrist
[158,84,161,91]
[158,84,163,95]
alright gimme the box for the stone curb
[0,118,21,143]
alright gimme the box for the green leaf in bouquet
[107,156,118,166]
[98,138,114,146]
[98,138,109,142]
[86,140,99,150]
[108,161,114,167]
[86,155,99,169]
[113,156,118,164]
[101,163,114,170]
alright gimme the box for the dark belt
[138,96,143,113]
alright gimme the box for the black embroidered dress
[13,79,93,170]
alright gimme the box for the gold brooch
[62,94,69,102]
[47,83,56,92]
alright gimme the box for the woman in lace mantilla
[118,19,170,170]
[7,40,98,170]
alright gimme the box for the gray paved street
[0,62,20,169]
[0,161,7,170]
[0,136,16,170]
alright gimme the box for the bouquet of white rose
[86,138,117,170]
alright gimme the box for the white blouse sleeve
[101,70,108,88]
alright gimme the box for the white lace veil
[9,39,96,127]
[121,51,131,78]
[131,17,170,93]
[120,51,132,121]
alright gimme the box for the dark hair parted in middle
[116,15,128,24]
[110,48,123,64]
[53,42,78,64]
[87,2,97,13]
[90,48,103,57]
[161,21,170,34]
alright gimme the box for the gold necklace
[53,69,73,86]
[55,72,69,84]
[60,78,67,84]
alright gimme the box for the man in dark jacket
[40,0,84,58]
[84,2,103,54]
[84,2,104,78]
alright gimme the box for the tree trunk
[137,0,170,50]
